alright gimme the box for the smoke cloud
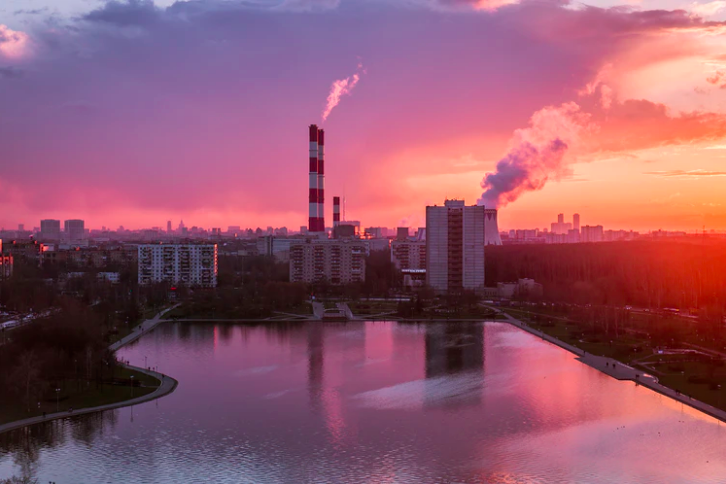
[478,102,589,208]
[322,61,365,121]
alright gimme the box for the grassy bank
[0,367,158,426]
[502,306,726,412]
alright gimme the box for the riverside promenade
[0,305,180,435]
[497,309,726,423]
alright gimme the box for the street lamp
[144,355,148,369]
[130,375,134,398]
[55,388,61,412]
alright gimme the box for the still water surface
[2,321,726,483]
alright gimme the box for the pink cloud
[1,1,726,229]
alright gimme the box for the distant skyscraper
[18,224,24,231]
[64,219,85,241]
[426,200,486,293]
[167,220,172,234]
[573,213,580,232]
[551,213,572,235]
[40,219,61,241]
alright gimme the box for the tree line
[485,240,726,310]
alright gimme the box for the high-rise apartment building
[64,219,85,241]
[426,200,486,293]
[289,239,366,285]
[573,213,580,232]
[40,219,61,241]
[581,225,604,243]
[138,244,218,287]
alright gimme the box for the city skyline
[2,1,726,232]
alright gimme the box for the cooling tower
[484,209,502,246]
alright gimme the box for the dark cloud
[82,0,161,26]
[14,8,49,15]
[0,67,23,79]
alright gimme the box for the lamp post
[130,375,134,398]
[55,388,61,412]
[144,355,148,369]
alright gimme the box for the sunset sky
[1,0,726,232]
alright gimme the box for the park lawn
[348,301,400,314]
[0,367,158,426]
[654,362,726,411]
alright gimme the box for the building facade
[289,239,366,285]
[40,219,61,241]
[581,225,604,242]
[0,240,12,281]
[426,200,486,293]
[138,244,218,287]
[64,219,85,242]
[391,240,426,271]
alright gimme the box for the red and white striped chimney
[308,125,319,233]
[317,128,325,234]
[333,196,340,228]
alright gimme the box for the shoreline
[0,306,180,436]
[496,310,726,424]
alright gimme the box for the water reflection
[2,321,726,484]
[424,323,484,408]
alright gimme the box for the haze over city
[2,0,726,231]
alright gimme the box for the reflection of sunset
[6,321,726,483]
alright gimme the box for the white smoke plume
[478,102,589,208]
[322,61,365,122]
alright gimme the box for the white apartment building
[426,200,486,293]
[289,239,366,285]
[138,244,218,287]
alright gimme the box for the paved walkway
[109,305,179,351]
[0,305,180,435]
[496,309,726,424]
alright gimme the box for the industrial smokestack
[309,125,319,233]
[484,209,503,246]
[317,128,325,234]
[333,196,340,228]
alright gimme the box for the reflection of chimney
[309,125,319,233]
[317,128,325,234]
[333,197,341,228]
[307,324,324,411]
